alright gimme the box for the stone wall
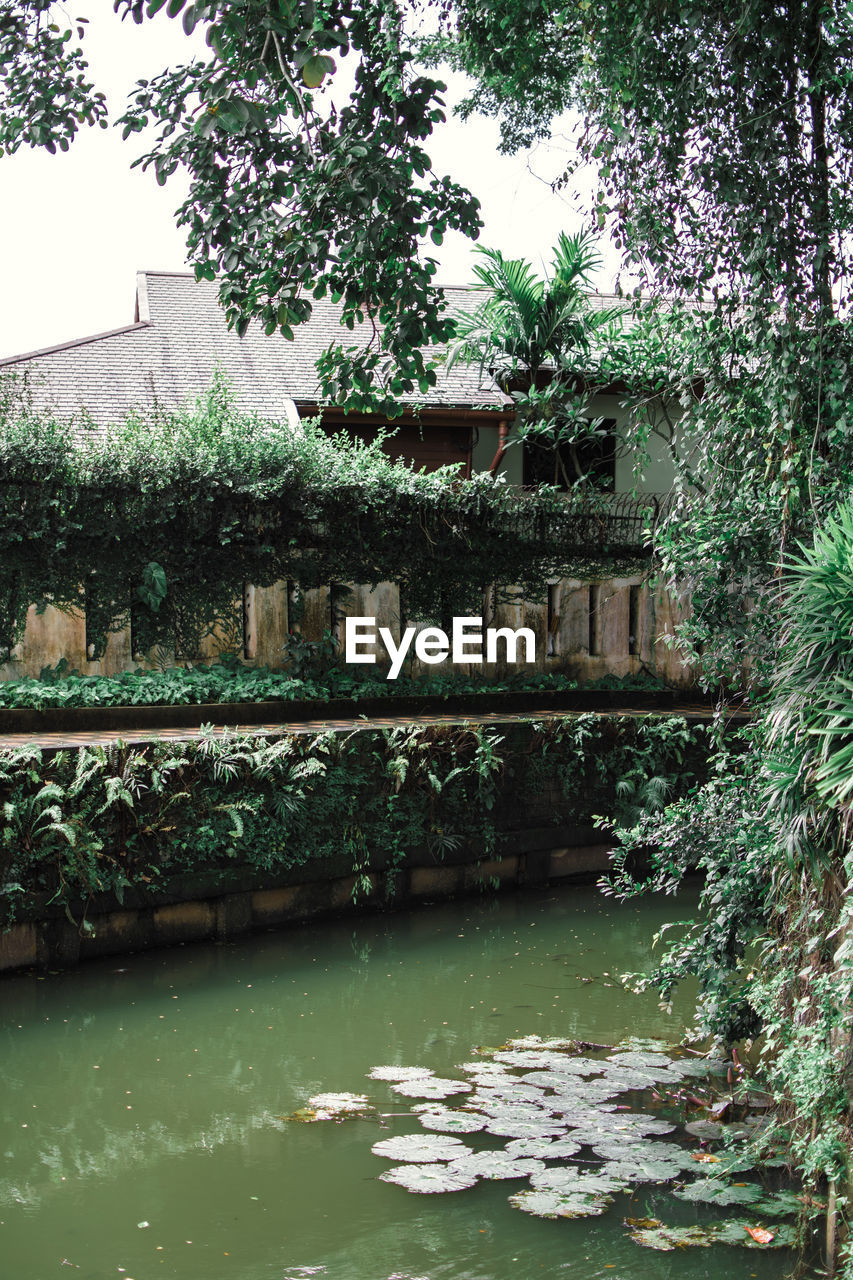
[1,574,695,687]
[0,823,616,975]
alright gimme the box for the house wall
[0,575,695,687]
[471,393,679,495]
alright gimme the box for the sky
[0,8,618,361]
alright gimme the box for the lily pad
[613,1038,671,1054]
[417,1109,486,1134]
[484,1115,568,1139]
[505,1036,578,1050]
[529,1166,628,1196]
[597,1153,688,1184]
[750,1190,803,1218]
[504,1135,582,1160]
[628,1222,716,1250]
[379,1162,478,1194]
[493,1050,576,1070]
[711,1219,798,1249]
[607,1051,673,1071]
[674,1057,730,1078]
[674,1178,765,1207]
[675,1181,802,1216]
[576,1113,676,1140]
[590,1138,692,1165]
[519,1070,588,1090]
[371,1133,469,1163]
[305,1092,371,1118]
[508,1188,614,1219]
[391,1077,471,1100]
[367,1066,433,1082]
[683,1120,725,1140]
[469,1081,545,1103]
[450,1150,546,1180]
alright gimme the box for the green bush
[0,374,647,661]
[0,714,706,923]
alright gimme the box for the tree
[0,0,482,411]
[446,230,621,487]
[438,0,853,673]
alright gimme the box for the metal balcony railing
[511,489,673,553]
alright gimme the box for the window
[522,419,616,490]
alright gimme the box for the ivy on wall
[0,377,649,661]
[0,714,706,924]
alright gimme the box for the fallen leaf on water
[625,1218,662,1230]
[745,1227,774,1244]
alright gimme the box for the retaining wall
[0,824,616,975]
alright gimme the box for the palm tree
[446,231,621,487]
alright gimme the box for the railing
[513,490,673,553]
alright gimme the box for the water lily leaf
[530,1166,628,1196]
[613,1038,671,1054]
[367,1066,433,1082]
[450,1150,546,1180]
[548,1058,610,1077]
[597,1153,686,1184]
[492,1050,576,1070]
[575,1113,676,1140]
[683,1120,724,1140]
[589,1141,696,1172]
[508,1188,614,1219]
[716,1147,788,1173]
[595,1068,663,1093]
[484,1115,568,1139]
[607,1051,673,1071]
[504,1135,582,1159]
[625,1116,677,1136]
[469,1081,545,1103]
[548,1101,615,1123]
[456,1062,511,1076]
[469,1096,547,1117]
[711,1220,797,1249]
[379,1162,478,1193]
[417,1109,486,1134]
[493,1050,563,1068]
[391,1077,471,1100]
[305,1092,371,1118]
[749,1190,803,1217]
[675,1178,765,1207]
[674,1057,730,1078]
[505,1036,578,1050]
[628,1222,715,1250]
[371,1133,470,1163]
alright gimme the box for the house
[0,272,691,685]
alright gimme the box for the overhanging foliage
[0,378,650,661]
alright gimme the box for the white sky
[0,8,621,360]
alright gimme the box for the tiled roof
[0,272,514,436]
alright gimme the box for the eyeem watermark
[345,616,536,679]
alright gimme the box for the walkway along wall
[0,713,711,973]
[0,574,695,687]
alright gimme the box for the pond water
[0,885,793,1280]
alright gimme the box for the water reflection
[0,885,787,1280]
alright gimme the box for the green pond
[0,885,794,1280]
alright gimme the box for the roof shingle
[0,272,511,435]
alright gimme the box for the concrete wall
[0,824,617,975]
[0,394,695,683]
[0,574,695,687]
